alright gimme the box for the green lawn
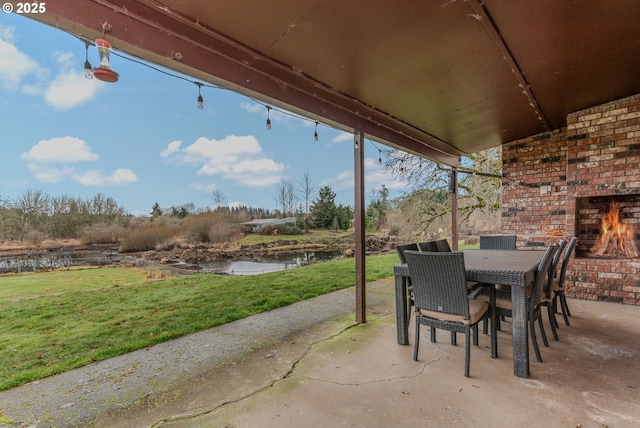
[0,252,398,391]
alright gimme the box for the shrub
[80,223,125,245]
[259,224,303,236]
[119,224,176,252]
[24,229,47,246]
[183,211,239,243]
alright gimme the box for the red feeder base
[93,67,119,82]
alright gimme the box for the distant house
[240,217,297,233]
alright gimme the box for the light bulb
[314,122,319,141]
[84,60,94,79]
[266,107,272,130]
[194,82,204,109]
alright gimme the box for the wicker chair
[479,235,517,250]
[404,250,489,377]
[480,245,558,362]
[396,243,419,325]
[542,239,567,341]
[435,239,452,252]
[418,240,439,252]
[551,237,579,326]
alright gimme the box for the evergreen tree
[150,202,163,218]
[310,186,337,229]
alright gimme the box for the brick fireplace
[501,93,640,305]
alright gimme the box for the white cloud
[332,131,353,143]
[160,140,182,158]
[22,136,137,186]
[164,135,285,188]
[240,101,262,114]
[0,25,39,91]
[27,164,75,184]
[21,136,99,163]
[190,182,219,192]
[74,168,138,186]
[0,27,101,107]
[44,68,102,109]
[232,158,282,174]
[53,50,74,68]
[240,101,293,125]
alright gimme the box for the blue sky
[0,13,408,215]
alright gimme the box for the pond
[0,250,343,276]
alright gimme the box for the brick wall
[501,93,640,305]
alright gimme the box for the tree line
[0,190,125,242]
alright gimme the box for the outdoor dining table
[394,249,545,378]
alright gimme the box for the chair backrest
[418,240,439,252]
[546,240,566,299]
[557,237,579,286]
[404,251,469,318]
[396,243,419,264]
[530,246,558,311]
[479,235,517,250]
[435,239,452,252]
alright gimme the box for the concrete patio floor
[1,277,639,427]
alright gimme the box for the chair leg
[464,331,471,377]
[551,298,560,328]
[538,316,549,347]
[472,324,479,346]
[451,331,457,346]
[413,320,420,361]
[547,305,559,341]
[430,326,437,343]
[530,316,543,362]
[560,293,571,325]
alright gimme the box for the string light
[378,149,382,165]
[266,106,272,130]
[354,131,359,149]
[69,31,352,144]
[195,82,204,109]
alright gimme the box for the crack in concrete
[304,354,442,387]
[148,321,362,427]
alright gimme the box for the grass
[0,251,398,391]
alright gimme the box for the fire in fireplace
[575,195,640,259]
[590,199,639,258]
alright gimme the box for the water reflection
[0,250,342,276]
[199,251,341,275]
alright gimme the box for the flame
[594,199,638,257]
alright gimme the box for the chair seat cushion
[477,288,513,310]
[467,281,481,291]
[416,298,489,325]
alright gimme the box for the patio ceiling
[30,0,640,167]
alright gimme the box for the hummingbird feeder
[92,38,119,82]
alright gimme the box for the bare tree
[274,178,296,217]
[384,146,502,236]
[212,189,227,210]
[17,189,48,240]
[298,170,314,232]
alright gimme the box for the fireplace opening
[575,194,640,259]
